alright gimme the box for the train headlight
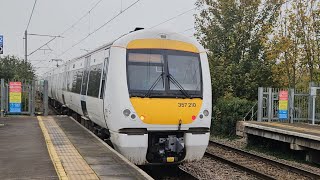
[131,114,136,119]
[203,110,210,117]
[123,109,131,117]
[140,115,145,121]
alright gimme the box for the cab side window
[100,57,109,99]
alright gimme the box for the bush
[211,96,254,136]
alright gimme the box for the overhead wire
[56,0,142,58]
[149,7,196,29]
[26,0,38,30]
[180,27,195,33]
[168,27,195,35]
[28,0,104,57]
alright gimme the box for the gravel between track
[180,157,258,180]
[210,136,320,178]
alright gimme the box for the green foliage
[267,0,320,89]
[211,95,254,136]
[0,55,35,81]
[195,0,282,102]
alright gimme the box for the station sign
[9,82,22,113]
[0,35,3,54]
[278,90,288,119]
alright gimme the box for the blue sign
[0,35,3,54]
[278,110,288,119]
[9,103,21,113]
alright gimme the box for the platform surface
[245,121,320,140]
[238,121,320,151]
[44,116,151,180]
[0,116,58,180]
[0,116,151,180]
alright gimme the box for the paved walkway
[0,116,152,180]
[0,116,58,179]
[249,121,320,138]
[50,116,150,180]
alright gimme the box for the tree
[0,55,35,81]
[195,0,283,101]
[266,0,320,89]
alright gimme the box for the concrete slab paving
[51,116,152,180]
[238,121,320,151]
[0,116,58,180]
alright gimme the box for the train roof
[42,28,205,77]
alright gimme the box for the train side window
[100,57,109,99]
[62,72,67,91]
[67,71,73,92]
[75,69,83,94]
[71,70,78,93]
[87,64,102,97]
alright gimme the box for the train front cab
[110,38,212,165]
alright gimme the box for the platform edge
[68,116,154,180]
[37,116,68,180]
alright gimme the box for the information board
[9,82,22,113]
[278,90,288,119]
[0,35,3,54]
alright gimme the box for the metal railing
[243,101,258,121]
[0,79,48,117]
[256,83,320,125]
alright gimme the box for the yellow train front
[106,29,212,165]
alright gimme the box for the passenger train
[43,28,212,165]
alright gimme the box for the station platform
[0,116,152,180]
[236,121,320,163]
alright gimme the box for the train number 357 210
[178,103,196,108]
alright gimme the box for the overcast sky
[0,0,198,75]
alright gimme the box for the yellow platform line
[37,116,68,180]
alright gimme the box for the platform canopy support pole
[43,80,48,116]
[312,96,316,125]
[289,88,294,124]
[1,79,4,117]
[310,86,318,125]
[267,88,272,122]
[31,80,35,116]
[257,87,263,122]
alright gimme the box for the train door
[102,49,110,125]
[80,56,91,117]
[62,65,67,105]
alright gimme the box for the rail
[204,151,275,180]
[208,140,320,179]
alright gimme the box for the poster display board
[9,82,22,113]
[278,90,288,119]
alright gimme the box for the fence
[256,83,320,125]
[0,79,48,117]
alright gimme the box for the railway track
[207,140,320,180]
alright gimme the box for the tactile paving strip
[40,116,99,180]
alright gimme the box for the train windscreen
[127,49,202,98]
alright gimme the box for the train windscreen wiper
[144,72,165,98]
[167,74,191,98]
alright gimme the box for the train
[43,28,212,165]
